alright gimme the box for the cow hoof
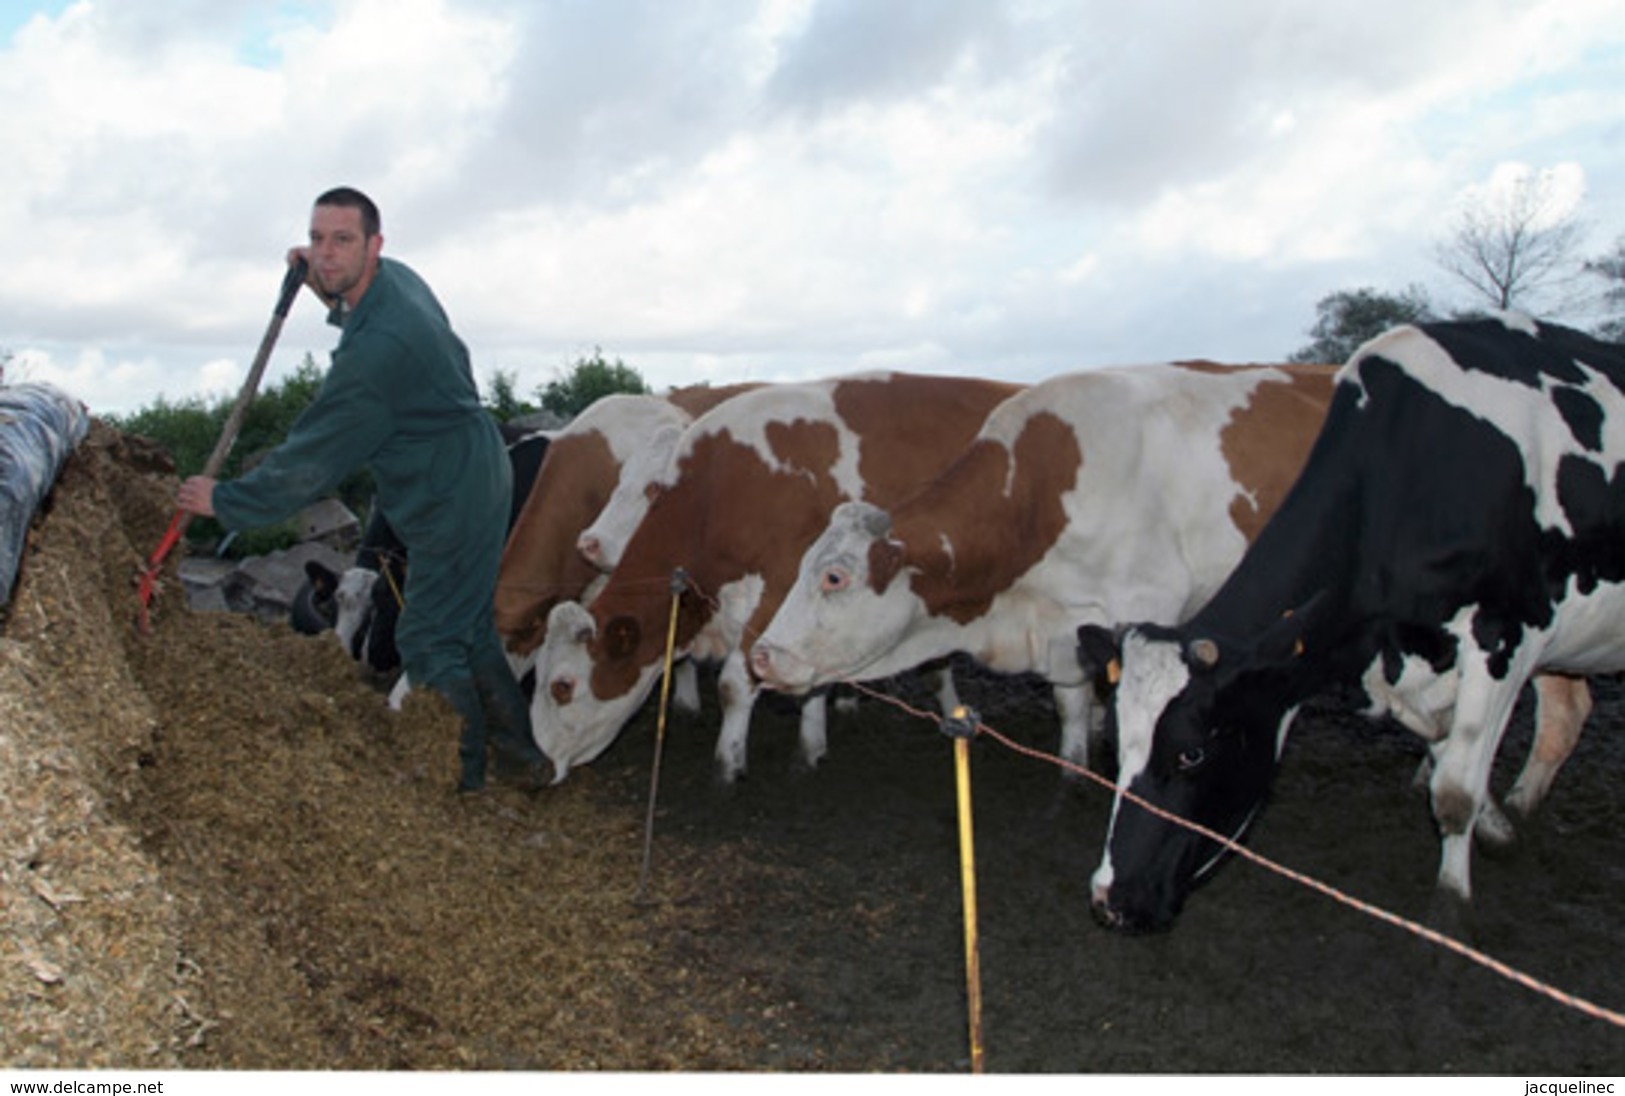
[1473,800,1518,852]
[1503,783,1540,821]
[711,767,746,796]
[791,747,826,777]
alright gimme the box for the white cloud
[1,0,1622,417]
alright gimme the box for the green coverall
[213,257,542,790]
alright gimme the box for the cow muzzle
[749,641,806,693]
[575,531,612,572]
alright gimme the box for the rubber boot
[433,672,490,793]
[472,640,552,787]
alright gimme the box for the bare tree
[1434,168,1587,314]
[1584,236,1625,341]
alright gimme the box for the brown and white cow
[747,362,1335,769]
[750,360,1587,837]
[532,372,1023,782]
[494,384,757,658]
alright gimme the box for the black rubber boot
[472,640,552,787]
[433,673,490,793]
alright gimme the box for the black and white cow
[1076,315,1625,933]
[290,427,551,682]
[293,505,408,671]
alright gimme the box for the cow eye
[820,567,850,593]
[1177,746,1206,772]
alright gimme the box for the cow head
[1078,608,1312,933]
[530,600,663,782]
[294,556,402,675]
[331,566,381,663]
[750,500,914,693]
[575,422,684,572]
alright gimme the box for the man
[178,186,547,792]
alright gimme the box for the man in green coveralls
[177,186,548,792]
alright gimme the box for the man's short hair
[314,186,381,238]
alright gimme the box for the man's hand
[177,476,217,517]
[287,245,336,309]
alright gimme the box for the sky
[2,0,1622,417]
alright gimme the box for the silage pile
[1,420,772,1070]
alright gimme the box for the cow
[532,372,1023,783]
[749,362,1339,774]
[552,379,905,783]
[1076,315,1622,934]
[293,504,408,673]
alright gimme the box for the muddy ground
[2,420,1621,1074]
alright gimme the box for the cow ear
[1075,624,1122,685]
[546,600,596,648]
[603,616,641,661]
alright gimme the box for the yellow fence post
[945,704,985,1073]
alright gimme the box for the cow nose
[1088,870,1121,924]
[1089,881,1128,931]
[749,642,778,684]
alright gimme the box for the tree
[112,353,333,476]
[484,369,538,423]
[106,353,373,556]
[537,348,649,420]
[1434,167,1587,314]
[1290,285,1436,365]
[1585,235,1625,341]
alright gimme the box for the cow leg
[1459,673,1589,848]
[713,652,760,783]
[1473,790,1517,849]
[387,672,412,711]
[1053,683,1095,774]
[1407,755,1521,849]
[1505,672,1589,818]
[1426,664,1528,903]
[932,663,962,716]
[797,693,828,771]
[672,659,702,715]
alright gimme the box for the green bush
[107,355,350,556]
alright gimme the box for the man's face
[308,203,380,306]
